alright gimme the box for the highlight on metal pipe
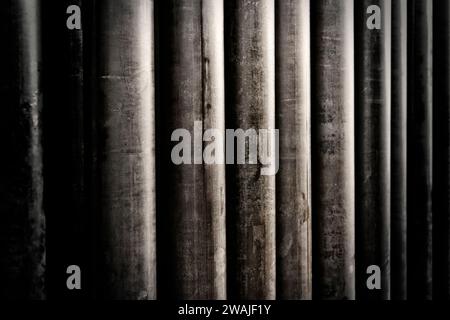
[311,0,355,300]
[275,0,312,300]
[0,0,46,300]
[89,0,156,299]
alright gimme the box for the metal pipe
[311,0,355,300]
[0,0,46,300]
[91,0,156,299]
[355,0,391,300]
[391,0,408,301]
[157,0,226,299]
[225,0,276,299]
[275,0,312,300]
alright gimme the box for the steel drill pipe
[90,0,156,299]
[275,0,312,300]
[311,0,356,300]
[225,0,276,300]
[355,0,391,300]
[391,0,408,301]
[407,0,433,300]
[0,0,46,300]
[157,0,226,299]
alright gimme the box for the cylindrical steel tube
[157,0,226,299]
[355,0,391,300]
[311,0,355,300]
[91,0,156,299]
[0,0,46,300]
[275,0,312,300]
[391,0,408,301]
[225,0,276,299]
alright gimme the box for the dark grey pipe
[311,0,355,300]
[407,0,433,300]
[275,0,312,300]
[91,0,156,299]
[391,0,408,301]
[0,0,46,300]
[355,0,391,300]
[158,0,226,299]
[225,0,276,299]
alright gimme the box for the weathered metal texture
[91,0,156,299]
[41,0,90,298]
[311,0,355,300]
[225,0,276,299]
[407,0,433,300]
[158,0,226,299]
[355,0,391,300]
[0,0,46,299]
[407,0,434,301]
[433,0,450,300]
[275,0,312,300]
[391,0,408,301]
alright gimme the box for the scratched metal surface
[275,0,312,300]
[311,0,355,300]
[225,0,276,300]
[91,0,156,299]
[157,0,226,299]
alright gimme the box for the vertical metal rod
[433,0,450,301]
[0,0,46,300]
[225,0,276,299]
[391,0,408,301]
[159,0,226,299]
[311,0,355,300]
[407,0,433,300]
[355,0,391,300]
[275,0,312,300]
[92,0,156,299]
